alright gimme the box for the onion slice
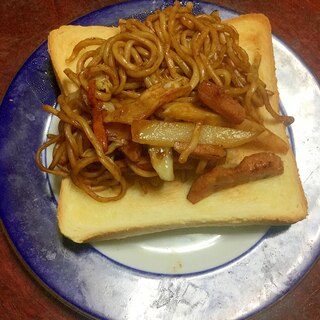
[132,120,257,148]
[148,146,175,181]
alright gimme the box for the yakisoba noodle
[36,1,292,202]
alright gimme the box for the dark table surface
[0,1,319,319]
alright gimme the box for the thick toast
[48,14,307,243]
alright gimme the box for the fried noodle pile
[36,2,293,203]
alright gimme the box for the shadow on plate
[90,225,270,246]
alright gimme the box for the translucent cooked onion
[148,146,175,181]
[131,120,258,148]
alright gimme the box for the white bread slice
[48,25,120,95]
[49,14,307,243]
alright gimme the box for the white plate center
[92,226,268,274]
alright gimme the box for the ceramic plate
[1,1,319,319]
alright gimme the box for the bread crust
[50,14,307,243]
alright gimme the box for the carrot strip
[87,80,108,152]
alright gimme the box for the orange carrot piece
[87,80,108,152]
